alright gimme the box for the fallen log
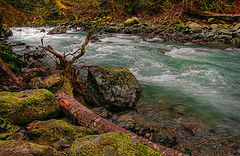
[190,10,240,18]
[55,77,187,156]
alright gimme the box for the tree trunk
[0,58,26,88]
[55,77,186,156]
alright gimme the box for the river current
[9,27,240,140]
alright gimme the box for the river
[9,27,240,147]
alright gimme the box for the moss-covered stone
[0,89,61,125]
[0,118,22,140]
[69,131,161,156]
[0,139,58,156]
[86,66,142,111]
[0,44,26,73]
[27,119,97,149]
[124,17,139,26]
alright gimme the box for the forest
[0,0,240,155]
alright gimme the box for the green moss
[98,66,135,89]
[0,89,60,125]
[0,118,21,140]
[231,38,240,48]
[70,131,162,155]
[0,44,26,73]
[124,17,139,26]
[0,139,57,155]
[27,119,97,149]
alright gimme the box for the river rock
[0,140,57,156]
[0,24,13,38]
[69,131,160,155]
[27,119,97,149]
[124,17,139,26]
[0,89,61,125]
[47,27,67,34]
[85,66,142,111]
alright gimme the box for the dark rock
[85,66,142,111]
[90,36,101,43]
[0,89,61,125]
[69,131,160,155]
[47,27,67,34]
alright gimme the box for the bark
[55,77,186,156]
[0,57,26,88]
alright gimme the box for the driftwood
[190,10,240,18]
[56,77,186,156]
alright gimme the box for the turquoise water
[9,27,240,137]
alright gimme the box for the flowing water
[9,27,240,140]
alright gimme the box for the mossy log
[56,77,186,156]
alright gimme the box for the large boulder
[47,27,67,34]
[0,89,61,125]
[69,131,161,156]
[27,119,97,149]
[85,66,142,111]
[0,140,57,156]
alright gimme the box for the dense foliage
[0,0,239,26]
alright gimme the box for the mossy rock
[124,17,139,26]
[0,89,61,125]
[0,139,58,156]
[0,118,22,140]
[47,27,67,34]
[69,131,161,156]
[86,66,142,111]
[0,44,26,73]
[27,119,97,149]
[187,23,203,33]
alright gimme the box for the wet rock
[85,66,142,111]
[47,27,67,34]
[124,17,139,26]
[27,119,97,149]
[69,131,160,155]
[90,36,101,43]
[0,140,57,156]
[0,89,61,125]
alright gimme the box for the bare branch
[70,24,98,64]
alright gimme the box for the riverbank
[26,17,240,49]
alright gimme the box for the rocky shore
[64,17,240,48]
